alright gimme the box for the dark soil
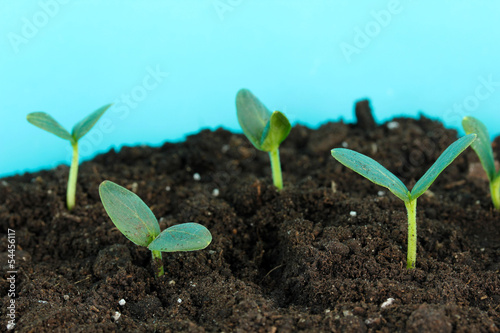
[1,105,500,332]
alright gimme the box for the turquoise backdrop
[1,0,499,177]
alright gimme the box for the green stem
[491,176,500,210]
[151,250,164,277]
[269,148,283,190]
[404,199,417,269]
[66,141,79,211]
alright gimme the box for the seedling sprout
[99,180,212,277]
[462,116,500,209]
[331,134,476,269]
[236,89,291,190]
[27,104,112,210]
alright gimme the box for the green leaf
[410,134,476,200]
[236,89,272,151]
[99,180,160,247]
[72,103,112,141]
[331,148,410,202]
[148,223,212,252]
[27,112,73,141]
[260,111,292,151]
[462,116,496,181]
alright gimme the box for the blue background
[1,0,500,177]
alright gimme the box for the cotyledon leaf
[462,116,496,181]
[331,148,410,202]
[72,103,113,141]
[148,223,212,252]
[260,111,291,152]
[410,134,476,200]
[99,180,160,247]
[236,89,271,151]
[27,112,73,141]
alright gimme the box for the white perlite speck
[341,141,348,148]
[381,298,395,309]
[177,298,182,304]
[387,121,399,129]
[212,188,220,197]
[63,295,69,301]
[6,323,15,330]
[119,299,126,306]
[349,211,357,217]
[193,173,201,181]
[377,191,385,196]
[112,311,121,321]
[165,186,171,191]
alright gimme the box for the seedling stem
[491,177,500,210]
[151,250,164,276]
[269,149,283,190]
[67,141,79,210]
[405,199,417,269]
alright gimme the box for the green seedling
[27,104,112,210]
[462,116,500,210]
[99,180,212,277]
[331,134,476,269]
[236,89,291,190]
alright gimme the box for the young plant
[27,104,112,210]
[462,116,500,209]
[99,180,212,277]
[236,89,291,190]
[331,134,476,269]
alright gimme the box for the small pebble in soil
[112,311,121,321]
[381,297,395,309]
[212,188,219,197]
[165,186,171,191]
[119,299,126,306]
[63,295,69,301]
[169,280,176,285]
[341,141,348,147]
[6,323,15,330]
[365,318,380,326]
[387,121,400,129]
[131,182,138,193]
[193,173,201,181]
[177,298,182,304]
[343,310,353,317]
[350,211,357,217]
[38,300,48,304]
[378,190,385,196]
[331,181,337,193]
[221,144,230,153]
